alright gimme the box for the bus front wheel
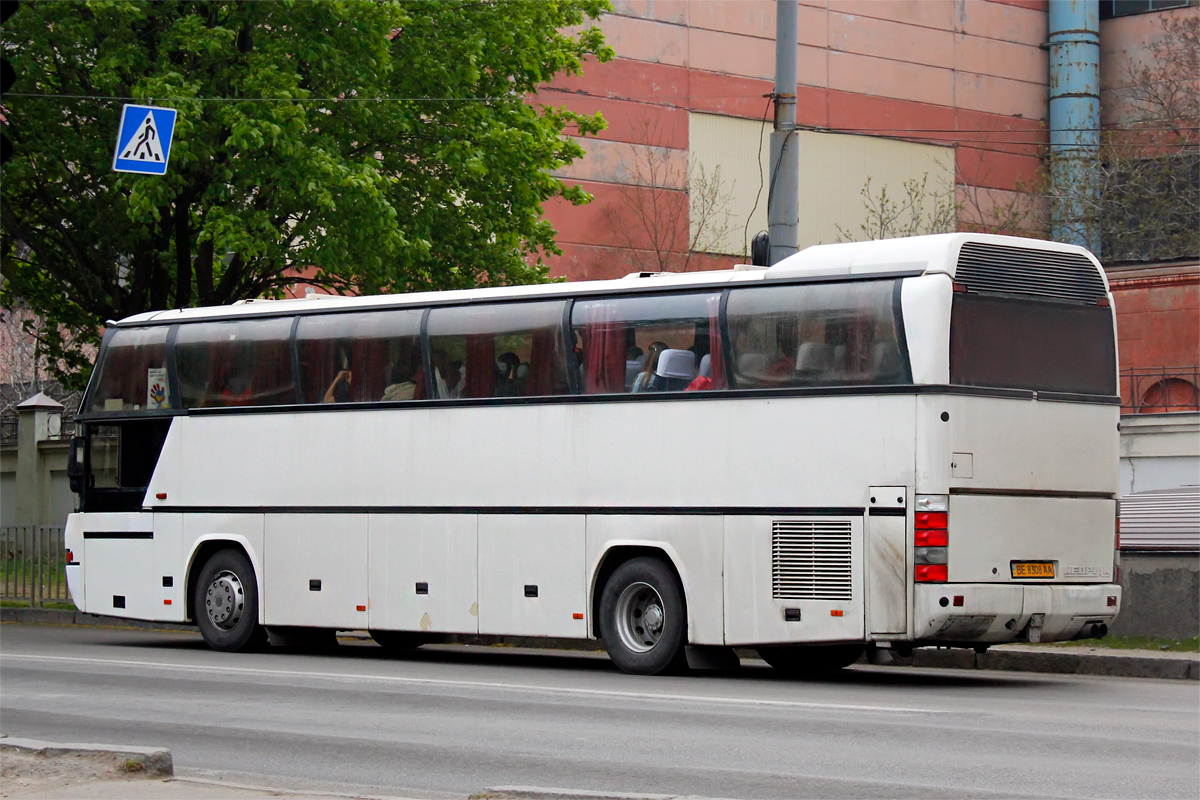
[194,548,268,652]
[757,644,865,676]
[599,557,687,675]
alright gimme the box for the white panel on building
[689,113,955,254]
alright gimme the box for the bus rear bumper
[914,583,1121,644]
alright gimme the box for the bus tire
[194,548,267,652]
[599,557,688,676]
[757,644,865,676]
[369,630,428,651]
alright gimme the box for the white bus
[64,233,1122,675]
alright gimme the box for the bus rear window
[950,294,1116,395]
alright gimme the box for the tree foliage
[0,0,612,385]
[1049,12,1199,262]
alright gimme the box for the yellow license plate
[1011,561,1055,579]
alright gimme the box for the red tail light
[915,528,948,547]
[915,511,947,530]
[915,564,948,582]
[914,494,949,583]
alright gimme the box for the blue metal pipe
[1048,0,1100,252]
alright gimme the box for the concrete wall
[1110,552,1200,640]
[1119,412,1200,495]
[0,404,77,529]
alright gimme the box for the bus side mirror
[67,435,85,493]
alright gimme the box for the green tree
[0,0,611,385]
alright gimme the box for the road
[1,624,1197,800]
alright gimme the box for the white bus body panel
[132,393,916,645]
[263,514,368,629]
[723,515,865,646]
[367,514,478,635]
[949,495,1116,583]
[146,397,916,511]
[478,515,586,638]
[931,395,1120,496]
[866,488,908,636]
[65,511,186,622]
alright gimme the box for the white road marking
[2,653,946,715]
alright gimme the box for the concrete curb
[3,606,1195,680]
[904,645,1200,680]
[485,787,726,800]
[0,606,194,631]
[0,736,173,777]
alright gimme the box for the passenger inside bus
[631,342,668,393]
[321,345,353,403]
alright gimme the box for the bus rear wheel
[599,557,687,676]
[757,644,865,676]
[194,548,267,652]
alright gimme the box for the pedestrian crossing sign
[112,104,178,175]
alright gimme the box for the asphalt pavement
[1,621,1197,800]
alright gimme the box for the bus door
[866,487,908,636]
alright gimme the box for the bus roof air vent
[622,271,678,279]
[955,242,1107,304]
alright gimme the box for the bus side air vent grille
[955,242,1107,304]
[771,520,853,601]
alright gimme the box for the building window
[1099,1,1193,20]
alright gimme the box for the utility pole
[768,0,799,265]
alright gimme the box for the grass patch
[1045,634,1199,652]
[119,759,146,773]
[0,600,76,610]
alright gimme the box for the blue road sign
[112,104,178,175]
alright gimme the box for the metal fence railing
[1,525,71,607]
[1121,366,1200,413]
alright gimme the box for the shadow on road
[97,626,1055,689]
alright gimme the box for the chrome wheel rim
[205,569,245,631]
[614,581,665,654]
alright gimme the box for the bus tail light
[915,565,948,582]
[915,494,949,583]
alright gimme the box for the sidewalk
[2,605,1196,680]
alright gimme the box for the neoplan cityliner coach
[64,233,1122,675]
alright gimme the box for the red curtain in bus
[525,328,557,397]
[464,334,496,398]
[708,294,726,389]
[580,302,625,394]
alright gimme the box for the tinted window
[175,318,295,408]
[951,294,1116,395]
[727,280,907,388]
[86,327,171,413]
[296,309,424,403]
[571,292,724,394]
[427,301,570,399]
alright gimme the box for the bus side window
[571,292,725,394]
[426,301,570,399]
[295,308,423,403]
[727,280,907,389]
[175,318,295,408]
